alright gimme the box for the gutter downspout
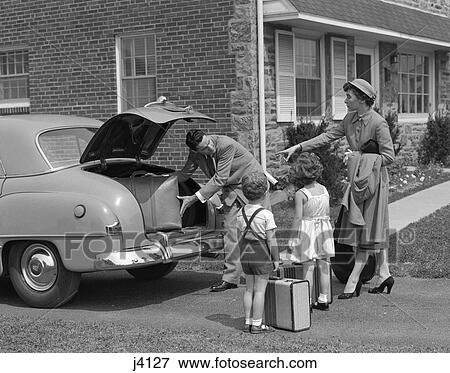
[257,0,266,171]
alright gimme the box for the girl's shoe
[311,302,329,311]
[251,324,275,334]
[338,280,362,299]
[243,324,251,333]
[368,276,394,294]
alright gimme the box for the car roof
[0,114,102,175]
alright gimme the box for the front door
[355,46,375,84]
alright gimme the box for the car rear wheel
[8,241,81,308]
[126,262,178,280]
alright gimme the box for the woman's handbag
[360,139,379,154]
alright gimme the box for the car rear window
[38,127,98,168]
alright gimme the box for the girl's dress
[289,185,335,263]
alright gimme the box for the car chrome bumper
[94,242,169,270]
[94,230,223,270]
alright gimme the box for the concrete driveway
[0,268,449,352]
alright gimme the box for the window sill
[397,114,429,124]
[0,99,30,108]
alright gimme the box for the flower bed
[388,160,450,203]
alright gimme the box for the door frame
[355,46,379,106]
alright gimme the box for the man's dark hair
[343,82,375,107]
[186,129,206,150]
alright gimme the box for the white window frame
[396,48,435,124]
[0,47,30,112]
[116,33,157,113]
[293,33,324,120]
[275,29,325,123]
[331,37,348,120]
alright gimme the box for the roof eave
[264,12,450,49]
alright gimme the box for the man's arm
[175,150,199,183]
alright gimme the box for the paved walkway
[388,179,450,232]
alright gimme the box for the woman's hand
[276,144,301,162]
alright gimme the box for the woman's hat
[346,78,377,100]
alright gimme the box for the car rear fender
[0,192,147,272]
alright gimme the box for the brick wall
[0,0,237,172]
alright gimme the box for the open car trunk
[84,161,207,229]
[83,161,221,260]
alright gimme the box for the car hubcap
[21,244,58,291]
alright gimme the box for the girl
[288,153,335,310]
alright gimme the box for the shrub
[374,108,402,156]
[418,113,450,166]
[282,118,347,206]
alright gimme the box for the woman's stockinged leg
[376,249,391,281]
[243,275,255,320]
[343,249,369,293]
[251,274,269,321]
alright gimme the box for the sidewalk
[388,179,450,232]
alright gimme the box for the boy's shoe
[251,324,275,334]
[311,302,329,311]
[243,324,251,333]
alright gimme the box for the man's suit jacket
[178,135,264,206]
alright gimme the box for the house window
[275,30,325,122]
[398,53,430,114]
[295,38,321,118]
[0,49,30,114]
[119,35,156,111]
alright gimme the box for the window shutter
[276,30,295,122]
[331,38,347,120]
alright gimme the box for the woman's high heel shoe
[338,280,362,299]
[368,276,394,294]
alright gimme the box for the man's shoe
[210,281,238,292]
[243,324,251,333]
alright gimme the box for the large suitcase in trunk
[264,278,311,332]
[117,172,182,231]
[274,261,333,305]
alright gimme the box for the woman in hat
[277,78,395,298]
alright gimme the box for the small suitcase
[264,278,311,332]
[274,261,333,305]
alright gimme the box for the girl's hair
[289,152,323,187]
[343,82,375,107]
[242,171,268,201]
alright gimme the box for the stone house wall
[382,0,450,17]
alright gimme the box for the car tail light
[105,221,122,236]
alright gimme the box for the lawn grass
[388,204,450,279]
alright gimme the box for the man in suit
[177,129,269,292]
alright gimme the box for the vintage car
[0,101,224,308]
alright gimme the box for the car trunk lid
[80,101,215,164]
